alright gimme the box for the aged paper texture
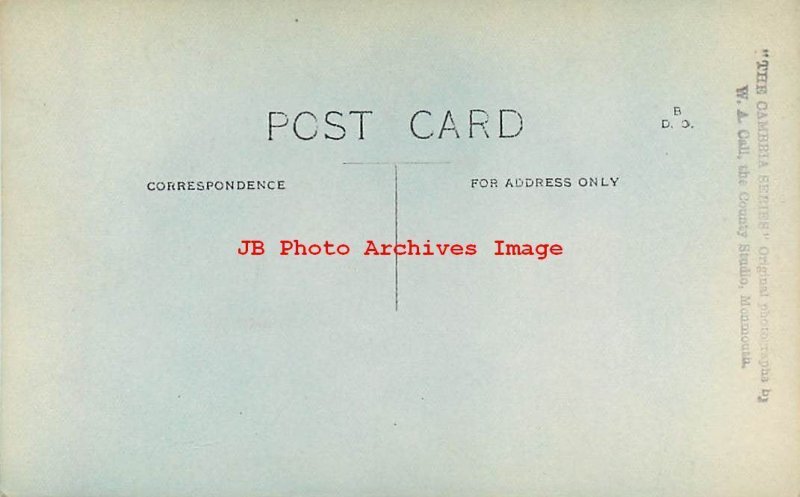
[2,1,799,496]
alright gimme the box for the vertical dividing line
[394,164,399,312]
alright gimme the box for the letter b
[237,240,265,256]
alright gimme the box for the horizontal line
[342,161,453,165]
